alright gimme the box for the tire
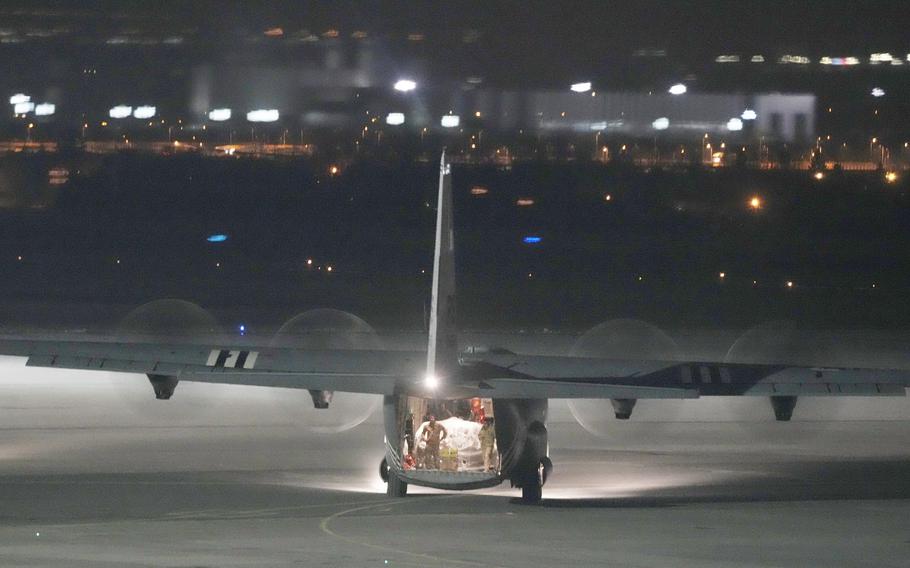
[520,458,550,503]
[521,481,542,503]
[386,471,408,497]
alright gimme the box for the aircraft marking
[207,349,259,369]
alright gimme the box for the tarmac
[1,357,909,567]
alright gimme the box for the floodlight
[246,109,279,122]
[208,108,231,121]
[109,105,132,119]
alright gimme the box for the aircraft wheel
[521,480,542,503]
[520,461,546,503]
[386,471,408,497]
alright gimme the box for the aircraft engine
[113,298,222,404]
[566,318,681,436]
[268,308,382,432]
[724,320,850,422]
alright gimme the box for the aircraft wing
[465,352,910,399]
[1,339,909,400]
[0,338,425,396]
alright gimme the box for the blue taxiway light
[523,236,542,244]
[207,234,229,243]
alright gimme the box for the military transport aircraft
[2,152,910,502]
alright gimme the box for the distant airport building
[449,90,816,143]
[188,59,816,144]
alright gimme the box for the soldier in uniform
[479,417,496,472]
[422,416,448,470]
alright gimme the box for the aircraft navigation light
[133,106,156,119]
[385,112,405,125]
[668,83,687,95]
[247,109,279,122]
[871,88,885,97]
[726,118,743,131]
[206,234,229,243]
[523,236,542,244]
[34,103,55,116]
[424,374,439,389]
[109,105,132,119]
[741,109,757,120]
[393,79,417,92]
[570,82,592,93]
[9,93,30,105]
[440,114,460,128]
[208,108,231,121]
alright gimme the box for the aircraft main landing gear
[380,458,408,497]
[520,457,552,504]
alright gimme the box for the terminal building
[187,62,816,143]
[447,90,815,143]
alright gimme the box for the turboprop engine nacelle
[611,398,637,420]
[309,389,334,409]
[147,374,179,400]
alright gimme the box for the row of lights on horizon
[5,74,898,125]
[9,254,884,291]
[12,255,336,273]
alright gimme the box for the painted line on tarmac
[319,496,510,568]
[164,498,393,520]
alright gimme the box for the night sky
[7,1,910,73]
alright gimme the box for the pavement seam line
[319,496,510,568]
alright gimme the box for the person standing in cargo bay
[479,417,496,472]
[422,416,448,469]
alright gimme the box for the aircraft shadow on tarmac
[532,459,910,509]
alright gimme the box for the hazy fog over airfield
[2,2,910,566]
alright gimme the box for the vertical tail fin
[426,151,458,384]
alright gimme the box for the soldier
[479,417,496,472]
[422,416,448,470]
